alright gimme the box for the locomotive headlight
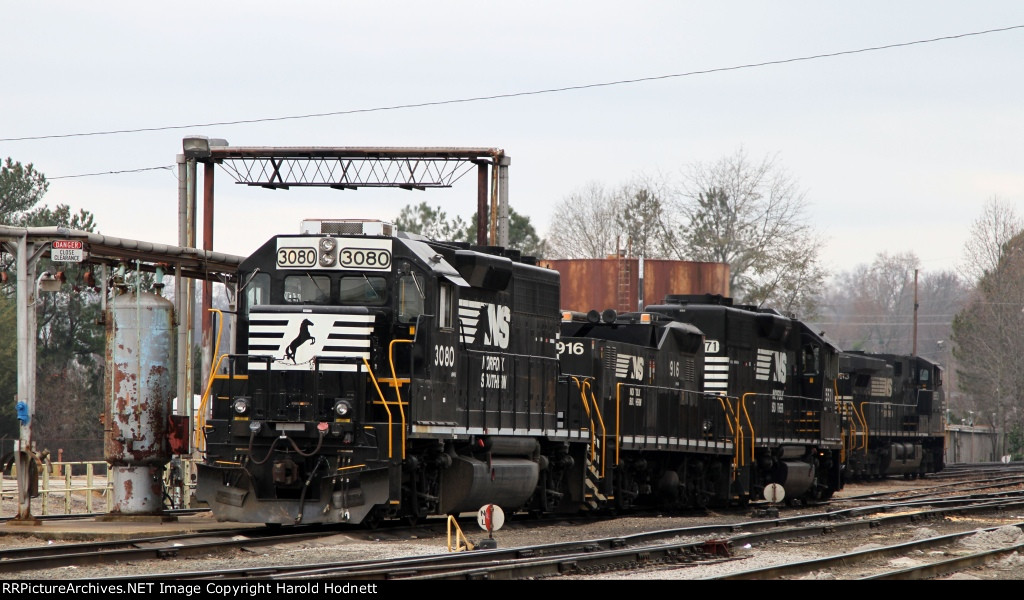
[702,419,713,433]
[333,399,353,417]
[319,238,338,266]
[232,397,250,415]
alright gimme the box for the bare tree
[952,231,1024,450]
[959,196,1022,284]
[818,252,920,353]
[815,253,967,354]
[544,182,623,259]
[670,147,826,316]
[815,267,869,348]
[614,175,678,259]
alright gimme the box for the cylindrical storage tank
[103,291,176,514]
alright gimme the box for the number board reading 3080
[276,237,392,270]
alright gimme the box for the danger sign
[51,240,84,262]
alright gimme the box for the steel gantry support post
[13,232,40,524]
[176,154,189,438]
[201,161,215,433]
[476,161,489,247]
[497,154,510,248]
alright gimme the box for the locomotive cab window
[438,281,454,329]
[284,275,331,304]
[243,271,270,316]
[398,273,425,323]
[339,275,387,304]
[802,345,819,375]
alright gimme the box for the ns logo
[755,348,788,384]
[615,354,644,381]
[458,300,511,349]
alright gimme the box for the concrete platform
[0,513,267,542]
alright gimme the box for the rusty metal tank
[539,257,730,313]
[103,290,175,514]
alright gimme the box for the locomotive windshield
[241,270,391,308]
[284,274,331,304]
[243,271,270,315]
[338,275,387,304]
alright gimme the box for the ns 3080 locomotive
[194,219,846,526]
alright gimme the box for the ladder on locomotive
[573,376,609,510]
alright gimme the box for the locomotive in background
[837,351,946,480]
[193,219,941,526]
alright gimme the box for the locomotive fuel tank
[883,443,923,475]
[772,461,816,498]
[439,437,540,515]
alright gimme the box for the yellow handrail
[846,400,868,453]
[714,395,743,481]
[716,395,737,436]
[738,393,757,466]
[387,339,412,460]
[584,380,607,475]
[570,376,597,462]
[195,308,226,451]
[857,401,879,452]
[362,357,394,459]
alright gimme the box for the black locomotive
[641,294,845,503]
[837,351,946,480]
[195,219,563,525]
[194,220,934,526]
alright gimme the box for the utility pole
[912,269,919,356]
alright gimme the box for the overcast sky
[4,2,1024,279]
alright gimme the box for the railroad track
[6,470,1024,580]
[713,522,1024,580]
[0,511,627,577]
[67,491,1024,581]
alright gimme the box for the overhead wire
[2,23,1021,147]
[48,166,175,180]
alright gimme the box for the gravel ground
[2,478,1023,581]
